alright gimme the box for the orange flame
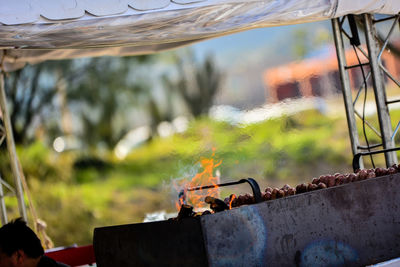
[229,194,236,210]
[174,149,221,211]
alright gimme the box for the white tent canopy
[0,0,399,71]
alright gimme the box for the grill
[93,173,400,266]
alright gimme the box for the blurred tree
[291,27,331,59]
[162,51,223,117]
[1,51,223,149]
[292,29,308,59]
[312,28,331,48]
[66,55,153,149]
[1,55,156,149]
[1,60,76,145]
[126,78,176,138]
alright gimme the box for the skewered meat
[276,189,285,198]
[287,188,296,195]
[265,187,273,193]
[178,165,399,219]
[358,169,368,180]
[388,167,397,174]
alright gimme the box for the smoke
[143,210,176,222]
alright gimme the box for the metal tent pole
[0,126,7,224]
[0,72,27,221]
[363,14,398,167]
[0,175,7,224]
[332,18,364,169]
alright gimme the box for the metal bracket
[348,15,361,46]
[0,175,7,224]
[352,147,400,172]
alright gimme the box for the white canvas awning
[0,0,399,71]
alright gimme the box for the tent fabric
[335,0,399,17]
[0,0,399,71]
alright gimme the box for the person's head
[0,218,44,267]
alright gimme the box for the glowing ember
[228,194,236,210]
[174,149,221,211]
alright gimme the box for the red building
[263,45,400,103]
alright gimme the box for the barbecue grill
[94,172,400,266]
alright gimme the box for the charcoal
[202,210,211,216]
[177,204,194,220]
[205,196,229,213]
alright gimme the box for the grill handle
[244,178,263,203]
[179,177,262,204]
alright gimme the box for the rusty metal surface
[93,173,400,266]
[93,218,208,267]
[202,173,400,266]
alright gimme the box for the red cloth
[45,245,95,267]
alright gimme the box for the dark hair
[0,218,44,258]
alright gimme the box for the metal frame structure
[332,13,400,169]
[0,173,7,224]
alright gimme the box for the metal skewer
[178,177,262,204]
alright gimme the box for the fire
[174,149,221,211]
[229,194,236,210]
